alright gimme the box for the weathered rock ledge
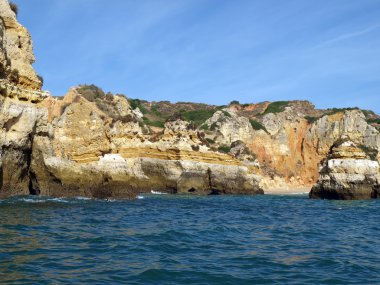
[310,139,380,200]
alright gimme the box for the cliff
[310,138,380,199]
[0,0,48,198]
[0,0,379,199]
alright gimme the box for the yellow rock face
[0,0,42,90]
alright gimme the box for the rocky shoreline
[1,0,379,200]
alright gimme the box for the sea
[0,193,379,284]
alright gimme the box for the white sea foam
[75,196,92,200]
[151,190,167,195]
[137,195,145,199]
[20,198,45,203]
[47,197,69,203]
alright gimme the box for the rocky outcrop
[1,0,379,199]
[25,87,263,198]
[0,0,42,90]
[212,106,380,190]
[309,138,380,200]
[0,0,48,198]
[203,109,254,146]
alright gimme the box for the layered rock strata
[1,0,380,199]
[309,139,380,199]
[31,90,263,198]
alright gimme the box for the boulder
[309,138,380,200]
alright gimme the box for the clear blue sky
[15,0,380,113]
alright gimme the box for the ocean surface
[0,193,379,285]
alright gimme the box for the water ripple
[0,194,379,284]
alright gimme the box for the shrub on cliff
[326,107,359,116]
[128,98,147,114]
[9,2,18,16]
[359,145,378,161]
[218,145,231,153]
[180,109,215,126]
[367,118,380,124]
[249,119,268,133]
[37,74,44,86]
[263,101,290,114]
[222,111,231,117]
[77,84,105,102]
[143,117,165,128]
[199,124,209,131]
[305,116,319,124]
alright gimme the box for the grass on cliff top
[142,117,165,128]
[77,84,106,102]
[128,99,148,114]
[326,107,359,116]
[263,101,290,114]
[180,109,216,126]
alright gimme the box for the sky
[14,0,380,113]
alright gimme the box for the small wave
[75,196,92,200]
[47,197,69,203]
[137,195,145,199]
[151,190,167,195]
[19,198,45,203]
[105,198,117,202]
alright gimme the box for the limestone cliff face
[1,0,379,199]
[203,109,254,146]
[0,0,42,90]
[310,139,380,199]
[27,88,263,198]
[206,106,380,190]
[0,1,48,198]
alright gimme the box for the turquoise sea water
[0,194,379,284]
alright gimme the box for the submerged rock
[310,138,380,200]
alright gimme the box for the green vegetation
[216,105,228,110]
[143,117,165,128]
[206,138,215,144]
[367,118,380,124]
[326,107,359,116]
[263,101,290,114]
[305,116,319,124]
[199,124,209,131]
[249,119,268,133]
[128,98,147,114]
[222,111,231,117]
[218,145,231,153]
[229,100,240,105]
[150,105,163,117]
[210,122,218,131]
[77,84,105,102]
[37,74,44,86]
[362,110,376,117]
[180,109,216,126]
[9,2,18,16]
[359,145,378,161]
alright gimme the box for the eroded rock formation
[1,0,379,199]
[32,88,263,198]
[309,138,380,199]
